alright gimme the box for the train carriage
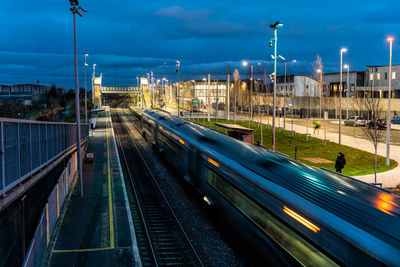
[140,109,400,266]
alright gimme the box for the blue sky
[1,0,399,88]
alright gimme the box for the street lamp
[339,47,347,145]
[84,53,88,124]
[69,0,87,197]
[242,60,254,123]
[92,63,96,105]
[270,21,283,152]
[343,64,350,119]
[386,36,394,166]
[176,60,181,117]
[283,59,296,130]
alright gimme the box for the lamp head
[242,61,249,67]
[343,64,349,69]
[317,69,322,73]
[341,48,348,53]
[270,21,283,29]
[292,59,297,63]
[387,36,394,42]
[84,53,89,57]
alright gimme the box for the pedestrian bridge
[101,86,141,94]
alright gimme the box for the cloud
[154,5,212,21]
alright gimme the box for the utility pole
[84,53,88,124]
[339,48,347,145]
[207,74,211,122]
[69,0,87,197]
[270,21,283,152]
[386,37,394,166]
[176,60,181,117]
[227,73,230,120]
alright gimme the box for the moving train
[135,108,400,266]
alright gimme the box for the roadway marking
[53,112,115,253]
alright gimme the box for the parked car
[392,115,400,125]
[367,119,387,129]
[344,116,366,126]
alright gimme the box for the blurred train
[132,108,400,266]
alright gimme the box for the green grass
[190,118,397,176]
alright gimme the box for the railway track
[111,110,203,267]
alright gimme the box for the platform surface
[46,111,139,266]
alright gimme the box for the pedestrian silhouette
[335,152,346,173]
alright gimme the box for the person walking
[313,120,321,134]
[335,152,346,173]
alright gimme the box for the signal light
[269,40,273,47]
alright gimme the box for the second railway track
[111,111,203,267]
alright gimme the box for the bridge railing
[0,118,88,195]
[101,86,140,92]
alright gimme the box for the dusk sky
[1,0,399,88]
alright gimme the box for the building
[323,71,365,98]
[275,75,320,97]
[366,65,400,98]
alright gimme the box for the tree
[359,97,385,183]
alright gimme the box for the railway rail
[111,111,203,267]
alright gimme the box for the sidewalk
[156,106,400,188]
[271,118,400,188]
[44,111,140,266]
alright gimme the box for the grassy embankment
[190,117,397,176]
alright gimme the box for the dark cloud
[1,0,398,87]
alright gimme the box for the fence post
[295,146,297,160]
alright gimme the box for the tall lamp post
[343,64,350,119]
[69,0,87,197]
[84,53,88,124]
[386,36,394,166]
[176,60,181,117]
[92,63,96,106]
[242,61,254,124]
[339,47,347,145]
[283,59,296,129]
[270,21,283,152]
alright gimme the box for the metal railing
[23,152,78,267]
[0,118,88,195]
[101,86,140,93]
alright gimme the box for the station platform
[44,111,140,266]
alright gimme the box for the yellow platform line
[106,111,115,249]
[52,112,115,254]
[53,247,113,253]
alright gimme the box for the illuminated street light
[84,53,88,124]
[69,0,87,197]
[283,59,296,130]
[343,64,350,119]
[270,21,283,152]
[386,36,394,166]
[339,47,347,145]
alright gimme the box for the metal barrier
[0,118,88,195]
[23,152,78,267]
[101,86,141,93]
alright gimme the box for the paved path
[163,107,400,188]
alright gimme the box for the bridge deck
[45,111,140,266]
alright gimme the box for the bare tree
[360,97,385,183]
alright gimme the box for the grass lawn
[190,117,398,176]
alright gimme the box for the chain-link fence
[0,118,88,194]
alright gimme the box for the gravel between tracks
[116,111,247,266]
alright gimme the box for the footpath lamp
[84,53,88,124]
[269,21,283,152]
[343,64,350,118]
[386,36,394,166]
[176,60,181,117]
[69,0,87,197]
[283,59,296,129]
[242,60,254,122]
[339,47,347,145]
